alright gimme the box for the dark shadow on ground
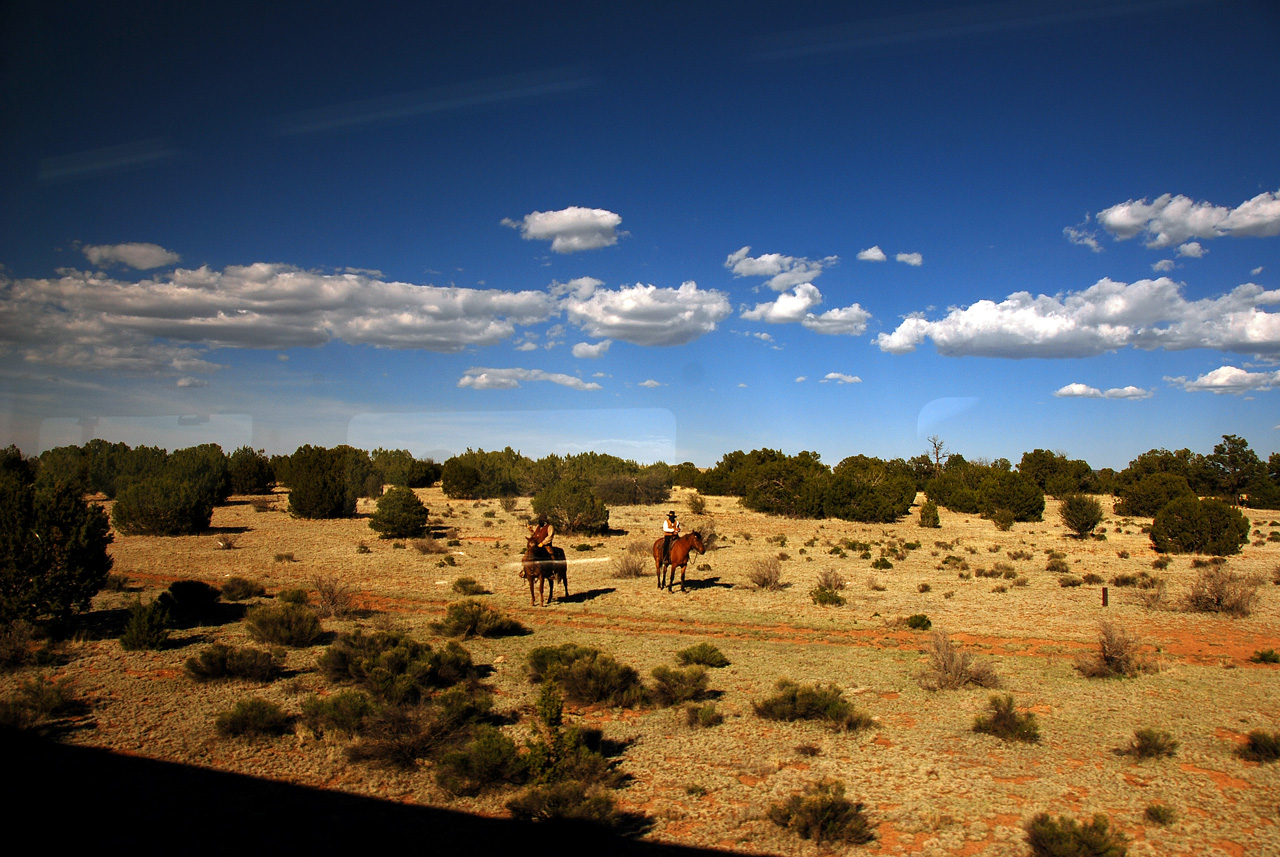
[1,732,765,854]
[554,588,616,604]
[676,577,733,592]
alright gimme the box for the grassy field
[7,487,1279,855]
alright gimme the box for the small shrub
[0,620,46,672]
[184,643,281,682]
[505,781,630,829]
[119,599,170,650]
[1082,573,1104,585]
[754,679,872,732]
[431,599,528,639]
[650,665,710,707]
[245,603,323,647]
[156,579,222,623]
[810,586,846,606]
[1250,648,1280,664]
[676,642,729,667]
[1025,812,1127,857]
[277,588,308,605]
[917,582,931,593]
[866,575,887,591]
[1060,575,1084,587]
[1125,727,1178,759]
[870,557,893,570]
[412,537,448,554]
[919,501,941,528]
[451,577,487,596]
[435,724,528,795]
[319,630,477,703]
[991,508,1016,531]
[1151,556,1170,570]
[746,557,783,591]
[686,493,706,515]
[973,694,1039,743]
[1183,566,1261,617]
[301,690,374,738]
[920,630,1000,690]
[684,702,723,728]
[767,779,874,845]
[991,584,1008,593]
[215,697,291,739]
[1047,558,1070,573]
[0,673,86,729]
[274,553,295,563]
[556,652,646,708]
[312,574,357,619]
[215,535,237,550]
[1237,730,1280,763]
[527,643,606,682]
[1008,549,1034,560]
[905,613,931,631]
[1117,550,1130,559]
[611,553,647,579]
[1075,622,1152,678]
[356,542,371,554]
[221,576,265,601]
[1144,804,1176,826]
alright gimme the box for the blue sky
[2,0,1278,469]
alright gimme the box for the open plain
[8,487,1279,856]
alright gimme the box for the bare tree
[928,436,947,476]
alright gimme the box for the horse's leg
[528,571,536,606]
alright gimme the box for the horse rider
[661,510,680,563]
[529,515,555,556]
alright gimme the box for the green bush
[674,642,727,668]
[227,446,274,495]
[435,725,528,795]
[111,474,214,536]
[527,643,606,683]
[319,630,476,703]
[0,473,114,624]
[221,576,265,601]
[1060,494,1105,538]
[767,779,874,845]
[919,500,941,528]
[368,486,429,539]
[184,643,281,683]
[165,444,231,505]
[754,679,872,732]
[684,702,723,728]
[1151,496,1250,555]
[286,445,364,519]
[245,603,323,647]
[505,780,630,829]
[810,586,846,606]
[650,665,710,707]
[555,652,646,708]
[1126,727,1178,759]
[0,672,86,730]
[157,579,222,624]
[277,588,309,605]
[905,613,931,631]
[974,694,1039,743]
[1144,804,1176,826]
[532,479,610,535]
[979,471,1044,522]
[1237,730,1280,763]
[301,689,374,738]
[1115,472,1196,517]
[430,599,528,639]
[1250,648,1280,664]
[990,507,1016,531]
[119,599,170,650]
[1025,812,1127,857]
[214,698,291,738]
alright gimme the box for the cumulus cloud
[571,339,611,358]
[820,372,861,384]
[82,242,180,270]
[857,246,887,261]
[875,277,1280,358]
[1253,266,1264,276]
[795,376,806,383]
[1165,365,1280,394]
[562,281,731,346]
[1177,241,1206,259]
[501,206,624,253]
[457,367,601,390]
[895,252,923,266]
[639,379,662,387]
[1052,383,1152,399]
[724,246,838,291]
[1096,190,1280,248]
[0,263,555,375]
[1063,224,1102,252]
[739,284,870,335]
[1152,259,1176,272]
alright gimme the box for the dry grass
[919,629,1001,690]
[746,556,783,590]
[1075,621,1154,678]
[1183,565,1262,616]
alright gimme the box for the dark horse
[521,536,568,606]
[652,531,705,592]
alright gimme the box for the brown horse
[652,531,704,592]
[521,536,568,606]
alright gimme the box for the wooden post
[1101,586,1108,607]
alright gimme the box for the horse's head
[690,531,705,552]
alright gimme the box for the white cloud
[724,246,838,291]
[795,376,806,383]
[1253,266,1265,276]
[895,252,923,267]
[501,206,624,253]
[875,277,1280,358]
[571,340,611,358]
[1063,225,1102,252]
[175,376,207,388]
[1096,190,1280,248]
[1165,365,1280,394]
[820,372,861,384]
[515,341,539,351]
[639,379,662,388]
[1052,383,1152,399]
[0,264,555,374]
[1176,241,1206,258]
[82,242,180,270]
[1152,259,1176,272]
[562,281,731,346]
[739,284,870,336]
[549,276,604,299]
[856,245,887,261]
[457,367,602,390]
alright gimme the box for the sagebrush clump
[920,630,1000,690]
[754,679,872,732]
[431,599,528,639]
[245,603,323,647]
[1025,812,1127,857]
[973,694,1039,743]
[767,779,874,845]
[1075,622,1153,679]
